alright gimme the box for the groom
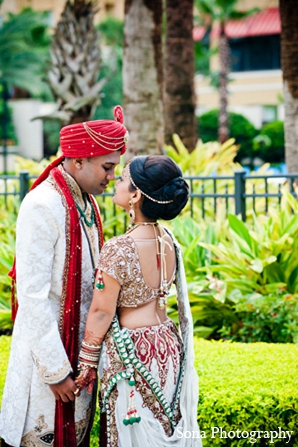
[0,106,128,447]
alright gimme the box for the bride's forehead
[122,166,129,177]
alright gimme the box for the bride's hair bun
[129,155,189,221]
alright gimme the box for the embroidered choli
[98,234,175,307]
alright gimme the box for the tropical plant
[43,120,61,157]
[123,0,164,157]
[165,133,241,175]
[0,7,51,97]
[280,0,298,174]
[165,134,244,218]
[164,0,197,152]
[14,155,55,176]
[0,7,51,158]
[0,95,17,144]
[166,214,238,338]
[194,191,298,338]
[194,0,259,143]
[0,208,16,332]
[45,0,106,125]
[200,194,298,296]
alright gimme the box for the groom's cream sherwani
[0,170,100,447]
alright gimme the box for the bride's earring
[128,200,135,230]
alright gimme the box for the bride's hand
[75,366,97,394]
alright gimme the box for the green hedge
[259,121,285,163]
[198,109,257,161]
[195,340,298,446]
[0,336,10,405]
[1,337,297,446]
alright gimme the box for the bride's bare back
[118,224,176,329]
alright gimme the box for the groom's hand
[49,375,79,402]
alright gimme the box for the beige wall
[195,70,283,108]
[238,0,278,9]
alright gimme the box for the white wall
[9,99,44,160]
[230,105,264,128]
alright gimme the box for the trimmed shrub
[259,120,285,163]
[195,339,298,446]
[198,109,257,161]
[0,336,11,406]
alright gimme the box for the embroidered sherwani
[0,168,100,447]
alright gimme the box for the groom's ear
[73,158,84,169]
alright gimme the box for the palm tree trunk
[123,0,164,158]
[47,0,103,125]
[218,21,230,144]
[164,0,197,152]
[280,0,298,174]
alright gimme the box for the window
[230,35,281,72]
[262,106,277,125]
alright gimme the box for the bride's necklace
[125,221,158,234]
[125,221,170,309]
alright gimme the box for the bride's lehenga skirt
[99,319,202,447]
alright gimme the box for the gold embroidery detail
[75,405,92,445]
[34,414,48,433]
[99,235,175,307]
[21,414,54,446]
[32,352,71,384]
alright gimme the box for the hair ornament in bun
[127,164,174,204]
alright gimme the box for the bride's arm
[75,270,120,393]
[84,271,120,345]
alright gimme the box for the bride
[75,155,202,447]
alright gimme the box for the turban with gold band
[60,105,128,157]
[29,105,128,191]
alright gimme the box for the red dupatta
[51,167,103,447]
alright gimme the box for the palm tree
[279,0,298,174]
[195,0,258,143]
[46,0,106,125]
[123,0,164,158]
[94,16,124,120]
[164,0,197,152]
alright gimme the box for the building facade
[1,0,282,163]
[194,0,283,128]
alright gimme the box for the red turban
[60,105,128,157]
[29,106,128,192]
